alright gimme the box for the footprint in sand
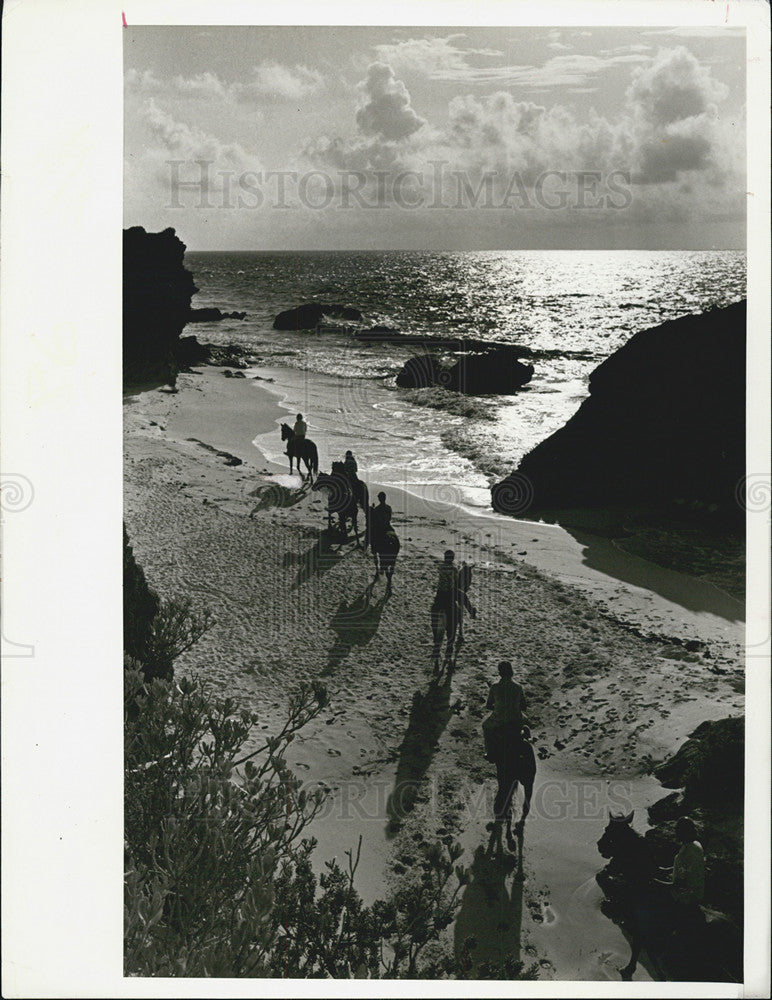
[327,748,342,756]
[295,762,310,770]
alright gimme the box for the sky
[123,25,746,250]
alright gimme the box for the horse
[366,513,401,593]
[490,726,537,852]
[311,462,369,546]
[280,423,319,481]
[431,562,475,671]
[596,812,741,982]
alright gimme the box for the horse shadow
[324,586,389,674]
[386,675,453,835]
[454,830,525,978]
[286,528,346,590]
[250,480,310,515]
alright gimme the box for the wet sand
[123,366,744,982]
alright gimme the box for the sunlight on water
[187,250,745,487]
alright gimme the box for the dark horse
[489,726,536,852]
[596,812,741,982]
[312,462,369,546]
[366,513,401,593]
[280,423,318,481]
[431,562,475,671]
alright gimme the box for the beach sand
[124,366,744,981]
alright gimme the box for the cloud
[625,46,733,183]
[301,45,743,228]
[355,63,425,140]
[170,72,228,100]
[373,35,501,77]
[131,100,263,198]
[401,49,653,87]
[126,62,323,104]
[234,63,324,102]
[627,45,727,125]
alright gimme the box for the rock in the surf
[188,307,247,322]
[446,346,534,394]
[272,302,363,329]
[395,354,446,388]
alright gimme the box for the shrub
[124,669,536,979]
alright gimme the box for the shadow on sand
[386,675,452,835]
[563,525,744,623]
[285,528,354,590]
[324,584,389,674]
[250,479,311,515]
[454,827,525,977]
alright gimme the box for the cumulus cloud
[142,100,255,165]
[625,46,732,183]
[355,63,426,140]
[627,45,727,125]
[301,44,742,228]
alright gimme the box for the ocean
[184,250,746,509]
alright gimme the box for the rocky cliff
[123,226,198,385]
[492,301,746,519]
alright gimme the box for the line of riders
[283,415,720,979]
[283,414,534,844]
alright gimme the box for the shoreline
[134,365,744,645]
[123,366,744,982]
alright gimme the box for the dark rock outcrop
[492,302,746,517]
[446,346,533,394]
[123,227,198,385]
[188,307,247,322]
[395,354,446,388]
[357,330,508,350]
[272,302,362,330]
[176,335,212,367]
[645,717,743,921]
[395,345,533,394]
[653,716,743,805]
[175,339,259,371]
[123,525,164,681]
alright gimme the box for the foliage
[124,669,328,976]
[123,525,213,682]
[125,670,536,979]
[123,525,160,668]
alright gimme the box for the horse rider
[343,449,358,480]
[432,548,460,628]
[290,412,307,463]
[483,660,527,763]
[483,661,530,826]
[656,816,706,948]
[370,491,392,533]
[432,548,476,628]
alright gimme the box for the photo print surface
[122,21,749,985]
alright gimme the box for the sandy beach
[123,366,744,982]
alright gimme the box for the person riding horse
[343,450,358,480]
[430,549,476,668]
[367,491,400,591]
[281,417,318,479]
[483,661,533,841]
[370,491,392,533]
[431,550,475,632]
